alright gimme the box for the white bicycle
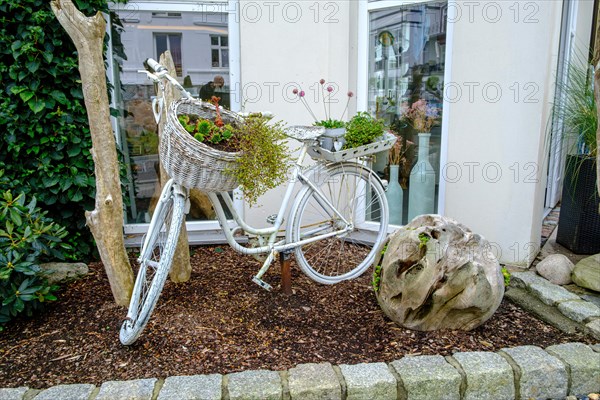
[120,58,392,345]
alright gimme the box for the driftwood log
[374,215,504,331]
[51,0,133,306]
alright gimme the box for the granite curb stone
[588,321,600,340]
[33,384,95,400]
[390,355,461,400]
[546,342,600,395]
[510,271,551,288]
[451,351,515,400]
[157,374,222,400]
[338,362,396,400]
[95,378,157,400]
[227,370,282,400]
[0,388,28,400]
[500,345,568,400]
[287,362,341,400]
[529,282,581,306]
[558,300,600,323]
[3,343,600,400]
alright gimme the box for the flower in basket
[292,80,354,127]
[399,99,440,133]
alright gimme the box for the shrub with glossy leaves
[0,172,73,330]
[0,0,127,259]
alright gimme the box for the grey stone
[0,387,28,400]
[390,355,461,400]
[510,271,550,289]
[338,363,396,400]
[546,342,600,395]
[529,282,581,306]
[39,262,88,284]
[500,345,567,400]
[557,300,600,323]
[158,374,222,400]
[572,254,600,292]
[375,215,504,331]
[288,363,341,400]
[591,343,600,353]
[504,288,583,334]
[586,319,600,340]
[452,352,515,400]
[227,370,281,400]
[96,378,156,400]
[536,254,575,285]
[34,384,95,400]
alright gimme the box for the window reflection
[368,1,447,225]
[112,9,230,224]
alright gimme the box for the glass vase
[408,132,435,221]
[386,165,403,225]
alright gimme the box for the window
[210,35,229,68]
[366,1,447,225]
[110,6,235,232]
[155,33,182,76]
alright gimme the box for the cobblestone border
[1,342,598,400]
[510,271,600,339]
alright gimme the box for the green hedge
[0,0,125,259]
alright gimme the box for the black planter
[556,155,600,254]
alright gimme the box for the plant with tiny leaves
[224,115,290,206]
[344,112,385,149]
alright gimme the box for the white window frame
[108,0,243,241]
[357,0,454,222]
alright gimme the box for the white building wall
[443,0,563,266]
[237,0,589,267]
[238,1,356,227]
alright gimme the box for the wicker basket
[162,98,243,192]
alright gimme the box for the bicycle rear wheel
[120,182,186,345]
[289,163,388,284]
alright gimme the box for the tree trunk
[156,51,191,283]
[51,0,134,306]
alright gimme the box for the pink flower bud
[327,86,333,93]
[292,88,298,95]
[347,91,354,97]
[320,79,325,85]
[299,90,305,97]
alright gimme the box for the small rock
[590,393,600,400]
[535,254,574,285]
[39,262,88,284]
[572,255,600,292]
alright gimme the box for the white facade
[236,0,595,266]
[113,0,596,267]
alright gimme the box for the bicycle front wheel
[289,163,388,284]
[120,183,186,345]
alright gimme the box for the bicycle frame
[143,62,371,290]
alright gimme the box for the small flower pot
[320,128,346,151]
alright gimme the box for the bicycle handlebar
[144,58,166,73]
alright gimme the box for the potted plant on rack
[554,59,599,254]
[292,79,354,151]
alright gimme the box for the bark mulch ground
[0,245,594,389]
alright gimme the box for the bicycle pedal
[252,277,272,291]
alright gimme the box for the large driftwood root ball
[373,215,504,331]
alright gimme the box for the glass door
[362,0,448,226]
[108,1,240,244]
